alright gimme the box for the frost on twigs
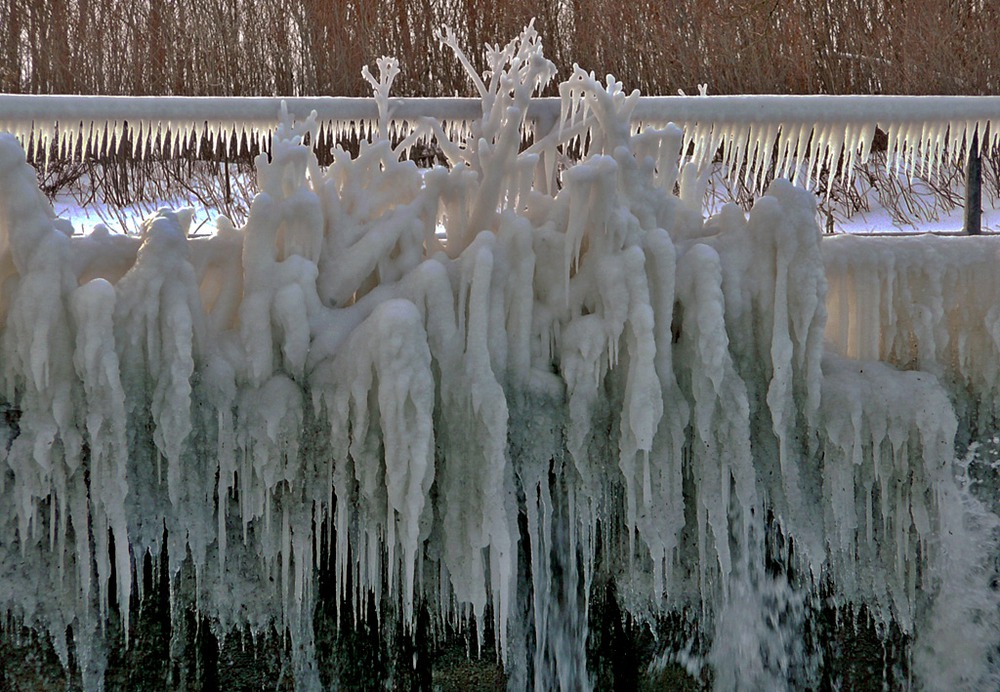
[0,25,999,691]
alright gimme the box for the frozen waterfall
[1,25,999,690]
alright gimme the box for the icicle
[916,120,931,178]
[79,121,90,161]
[96,122,107,159]
[908,121,924,178]
[949,121,967,168]
[823,127,844,196]
[130,121,141,159]
[57,126,67,161]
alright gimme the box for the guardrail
[1,94,998,233]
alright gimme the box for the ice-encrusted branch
[361,56,401,142]
[434,26,489,101]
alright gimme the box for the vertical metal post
[965,131,982,235]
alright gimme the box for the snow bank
[0,25,997,690]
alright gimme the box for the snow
[835,202,1000,233]
[1,24,999,691]
[52,197,217,238]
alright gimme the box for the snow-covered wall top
[2,92,999,191]
[824,234,1000,429]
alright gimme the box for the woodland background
[2,0,996,97]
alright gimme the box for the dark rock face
[2,543,909,691]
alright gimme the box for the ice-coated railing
[5,93,999,123]
[2,92,998,172]
[1,92,997,231]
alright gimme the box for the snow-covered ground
[49,147,998,237]
[834,202,999,233]
[52,196,218,236]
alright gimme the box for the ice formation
[825,235,1000,429]
[4,76,1000,192]
[1,25,999,690]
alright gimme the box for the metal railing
[2,93,998,233]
